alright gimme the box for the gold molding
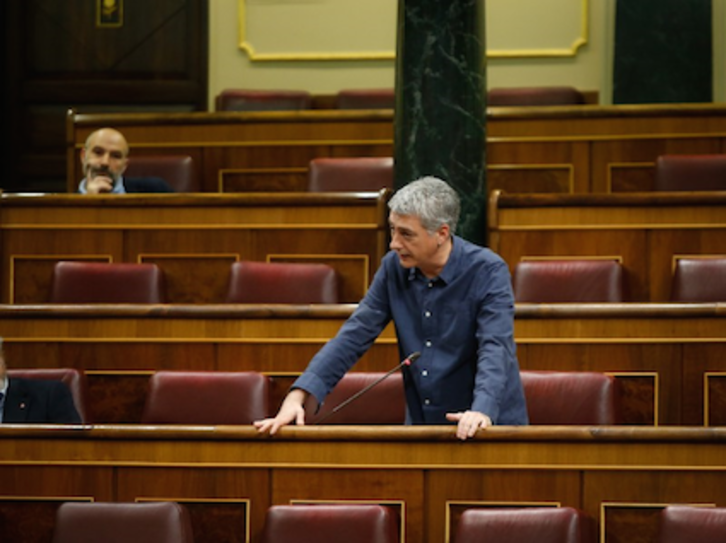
[704,372,726,427]
[606,162,654,193]
[606,371,659,426]
[488,163,575,194]
[238,0,589,62]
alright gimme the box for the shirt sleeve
[292,258,394,405]
[470,259,518,423]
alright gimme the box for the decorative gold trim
[238,0,588,61]
[218,167,309,193]
[9,253,113,304]
[487,163,575,194]
[599,501,715,543]
[136,497,251,542]
[0,495,94,502]
[445,501,561,543]
[96,0,123,28]
[498,223,726,231]
[289,499,406,543]
[605,371,659,426]
[605,162,654,193]
[520,255,623,263]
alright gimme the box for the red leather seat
[655,154,726,191]
[488,86,585,106]
[306,372,406,425]
[513,259,625,303]
[670,257,726,302]
[49,261,164,303]
[520,370,621,425]
[261,504,399,543]
[140,371,269,424]
[7,367,91,423]
[52,501,194,543]
[335,89,395,110]
[454,507,597,543]
[124,154,197,192]
[225,261,338,304]
[215,89,312,112]
[308,157,394,192]
[657,505,726,543]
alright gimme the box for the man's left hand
[445,410,492,440]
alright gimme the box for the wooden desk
[67,104,726,194]
[0,191,390,304]
[2,425,726,543]
[489,191,726,302]
[2,303,724,426]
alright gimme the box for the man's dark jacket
[3,378,81,423]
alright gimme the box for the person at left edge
[0,340,81,424]
[77,127,173,194]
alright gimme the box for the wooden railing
[2,303,724,426]
[2,424,726,543]
[67,103,726,194]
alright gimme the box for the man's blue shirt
[293,235,529,425]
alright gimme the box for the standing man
[0,340,81,424]
[78,127,172,194]
[255,177,528,440]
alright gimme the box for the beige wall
[208,0,724,109]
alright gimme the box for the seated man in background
[0,341,81,424]
[78,127,173,194]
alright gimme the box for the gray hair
[388,176,460,234]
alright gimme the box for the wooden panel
[0,192,390,304]
[67,104,726,194]
[3,426,726,543]
[1,304,725,425]
[490,192,726,302]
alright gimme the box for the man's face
[80,129,129,193]
[388,211,447,272]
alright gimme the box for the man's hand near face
[85,174,114,194]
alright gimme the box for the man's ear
[436,224,450,245]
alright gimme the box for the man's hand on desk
[253,388,308,435]
[446,410,492,441]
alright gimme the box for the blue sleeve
[471,259,518,422]
[293,258,394,405]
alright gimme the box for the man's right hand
[86,175,114,194]
[253,388,309,435]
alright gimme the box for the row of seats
[214,86,588,111]
[122,152,726,194]
[48,500,726,543]
[10,368,621,426]
[48,260,339,304]
[46,257,726,305]
[513,257,726,303]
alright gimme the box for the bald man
[78,128,172,194]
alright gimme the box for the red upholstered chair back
[261,504,399,543]
[52,501,194,543]
[215,89,312,111]
[7,368,91,423]
[50,261,164,303]
[488,86,585,106]
[670,257,726,302]
[655,154,726,191]
[225,261,339,304]
[454,507,597,543]
[657,505,726,543]
[520,370,621,425]
[140,371,269,424]
[513,259,625,303]
[308,157,394,192]
[124,154,197,192]
[306,372,406,425]
[335,88,395,110]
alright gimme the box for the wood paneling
[0,192,390,304]
[66,104,726,194]
[3,426,726,543]
[1,304,724,426]
[489,191,726,302]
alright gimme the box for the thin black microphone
[314,351,421,424]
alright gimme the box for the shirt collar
[407,235,461,285]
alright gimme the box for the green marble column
[394,0,487,245]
